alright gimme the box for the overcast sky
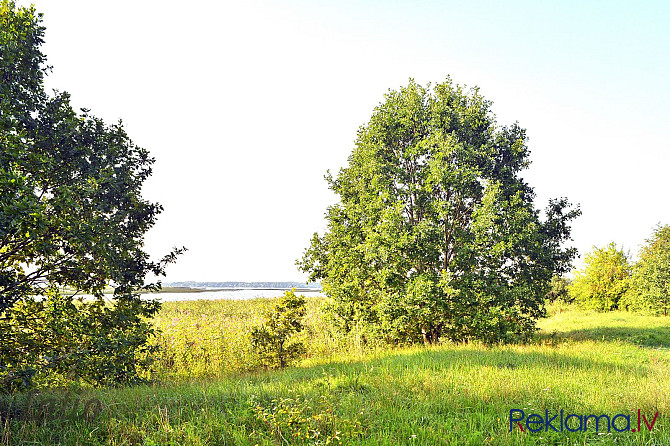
[20,0,670,281]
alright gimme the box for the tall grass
[3,298,670,445]
[150,297,366,380]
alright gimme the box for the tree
[569,243,630,311]
[623,225,670,315]
[250,290,306,368]
[546,275,573,303]
[0,1,183,390]
[299,78,579,344]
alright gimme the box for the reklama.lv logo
[510,409,659,433]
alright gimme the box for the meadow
[2,297,670,445]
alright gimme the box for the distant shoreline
[61,286,323,296]
[164,281,321,290]
[154,286,322,294]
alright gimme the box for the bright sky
[20,0,670,281]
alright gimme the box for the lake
[143,289,325,302]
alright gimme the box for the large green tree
[1,1,182,390]
[299,79,579,344]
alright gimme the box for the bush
[1,290,159,391]
[250,290,306,368]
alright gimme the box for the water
[142,289,324,302]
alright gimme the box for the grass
[539,303,670,348]
[149,298,350,380]
[3,299,670,445]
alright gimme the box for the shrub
[250,290,306,368]
[1,290,160,391]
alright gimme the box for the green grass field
[2,299,670,445]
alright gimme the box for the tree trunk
[422,325,434,345]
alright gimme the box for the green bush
[0,290,159,391]
[250,290,306,368]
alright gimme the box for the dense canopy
[300,78,580,344]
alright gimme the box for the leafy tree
[299,78,579,344]
[622,225,670,315]
[250,290,306,368]
[569,243,631,311]
[0,1,183,390]
[546,275,573,303]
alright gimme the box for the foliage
[0,1,182,390]
[622,224,670,315]
[545,275,573,303]
[1,292,161,392]
[250,290,307,369]
[569,243,631,311]
[299,78,580,345]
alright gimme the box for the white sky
[20,0,670,281]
